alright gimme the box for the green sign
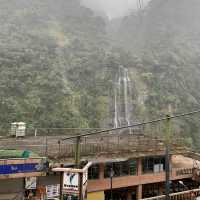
[63,194,78,200]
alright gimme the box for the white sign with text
[63,172,79,191]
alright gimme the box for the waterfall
[114,87,119,128]
[114,65,132,128]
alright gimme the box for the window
[104,160,137,178]
[113,162,122,177]
[143,183,160,198]
[142,156,165,174]
[121,161,129,176]
[104,162,113,178]
[129,159,137,175]
[88,164,100,180]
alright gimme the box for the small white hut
[10,122,26,137]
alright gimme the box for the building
[53,133,200,200]
[87,154,199,200]
[0,150,47,200]
[1,132,200,200]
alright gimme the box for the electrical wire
[60,109,200,141]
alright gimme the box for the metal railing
[176,168,194,176]
[142,188,200,200]
[0,131,187,160]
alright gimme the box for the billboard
[0,163,44,175]
[52,162,92,200]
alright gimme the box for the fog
[81,0,151,19]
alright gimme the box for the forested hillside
[1,0,200,148]
[109,0,200,147]
[0,0,115,129]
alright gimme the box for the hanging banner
[46,184,60,199]
[25,177,37,190]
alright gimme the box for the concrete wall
[38,174,60,186]
[0,178,23,193]
[0,175,60,194]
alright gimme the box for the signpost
[63,172,79,190]
[63,172,79,199]
[52,162,92,200]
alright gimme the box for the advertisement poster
[25,177,37,190]
[46,184,60,199]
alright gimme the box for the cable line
[60,109,200,141]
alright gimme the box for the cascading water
[114,65,132,128]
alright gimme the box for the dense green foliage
[0,0,113,129]
[1,0,200,148]
[110,0,200,147]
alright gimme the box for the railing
[142,188,200,200]
[1,127,147,137]
[0,130,162,158]
[176,168,194,176]
[0,128,187,159]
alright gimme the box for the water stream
[114,65,132,128]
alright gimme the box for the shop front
[88,191,104,200]
[0,157,47,200]
[104,187,137,200]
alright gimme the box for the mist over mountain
[81,0,150,19]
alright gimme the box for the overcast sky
[81,0,151,19]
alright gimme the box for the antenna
[138,0,143,10]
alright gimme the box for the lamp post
[165,115,171,200]
[110,166,114,200]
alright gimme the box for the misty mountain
[0,0,111,129]
[109,0,200,147]
[1,0,200,148]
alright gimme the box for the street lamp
[110,166,114,200]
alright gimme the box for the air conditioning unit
[10,122,26,137]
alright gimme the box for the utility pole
[110,166,114,200]
[75,136,81,168]
[60,164,64,200]
[165,115,171,200]
[75,136,82,200]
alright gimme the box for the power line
[60,109,200,141]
